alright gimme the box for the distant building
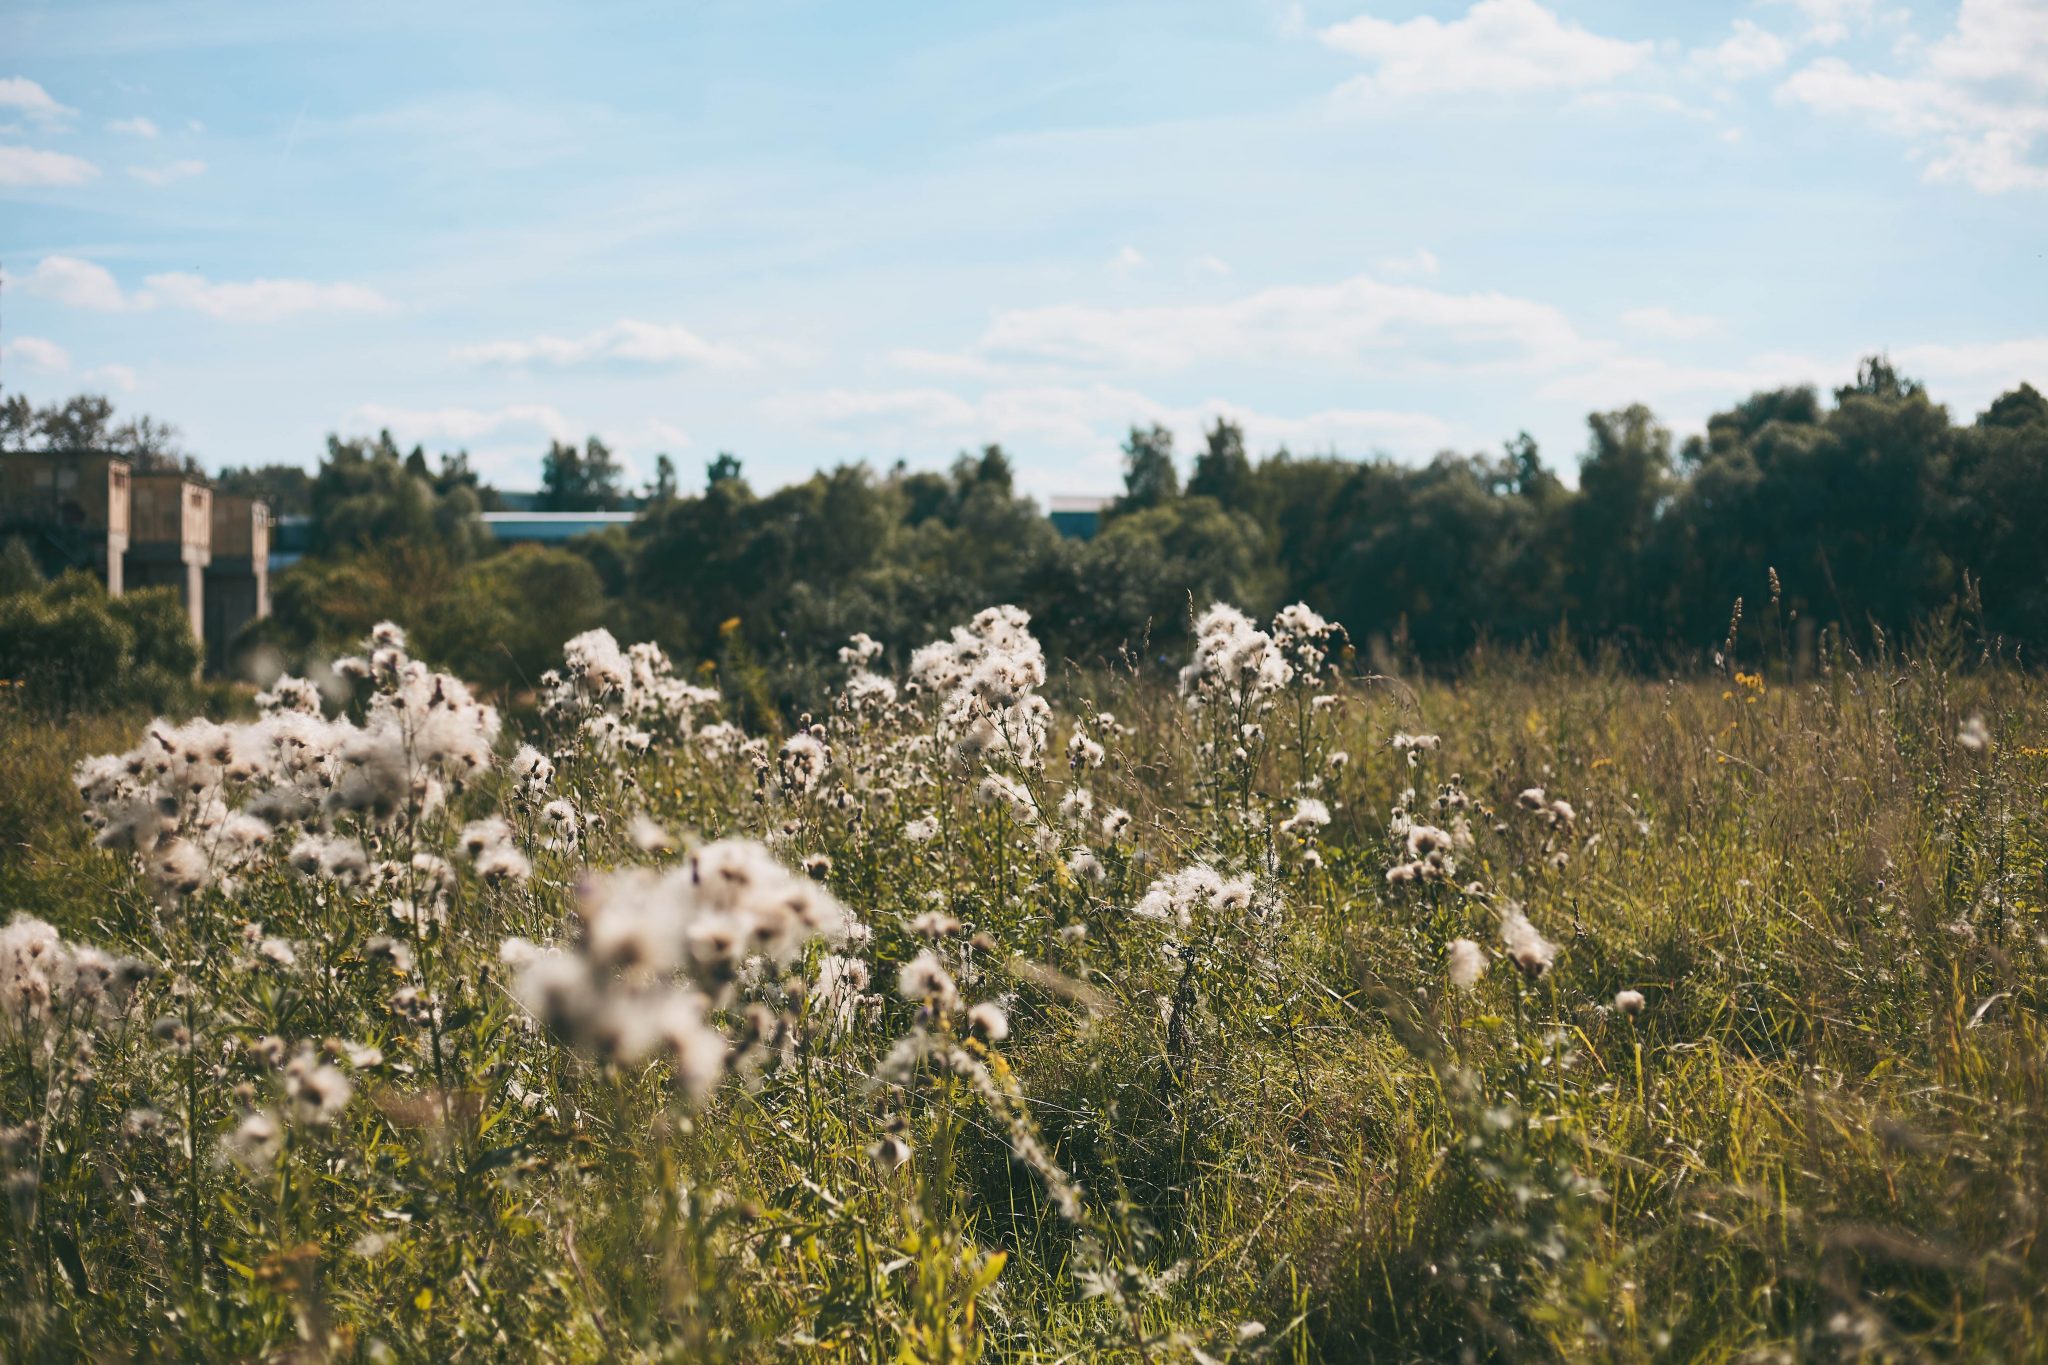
[0,453,271,676]
[0,451,132,592]
[270,514,313,571]
[493,491,646,514]
[479,510,638,543]
[1048,494,1113,540]
[205,495,271,675]
[126,474,212,642]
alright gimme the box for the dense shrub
[0,569,201,712]
[256,543,607,693]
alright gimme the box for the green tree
[1113,424,1180,516]
[1072,496,1263,660]
[648,453,679,504]
[1952,383,2048,643]
[0,393,195,471]
[540,437,626,512]
[1187,418,1253,505]
[214,464,315,517]
[310,432,490,561]
[422,545,609,692]
[0,537,44,596]
[707,452,744,489]
[1567,404,1677,644]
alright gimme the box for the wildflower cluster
[10,582,2016,1363]
[73,621,500,900]
[911,604,1052,770]
[503,837,863,1101]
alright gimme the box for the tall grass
[0,606,2043,1362]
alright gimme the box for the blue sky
[2,0,2045,499]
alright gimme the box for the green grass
[1,625,2044,1363]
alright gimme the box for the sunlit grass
[1,610,2043,1362]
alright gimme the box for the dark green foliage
[421,543,609,692]
[0,572,200,711]
[259,542,607,692]
[579,356,2046,682]
[1112,423,1181,516]
[646,452,679,504]
[110,577,207,698]
[213,462,314,517]
[540,436,625,511]
[0,537,43,597]
[1186,418,1252,505]
[0,392,195,471]
[32,353,2045,713]
[1068,496,1266,661]
[309,431,491,561]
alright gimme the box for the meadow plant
[0,596,2045,1360]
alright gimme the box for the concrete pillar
[204,496,271,675]
[126,474,212,667]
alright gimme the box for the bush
[261,543,610,696]
[0,572,199,712]
[424,542,609,692]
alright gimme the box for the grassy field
[1,605,2044,1362]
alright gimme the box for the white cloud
[1319,0,1651,99]
[766,381,1455,468]
[2,335,69,372]
[17,255,126,311]
[1892,337,2048,411]
[0,77,72,122]
[886,348,1012,380]
[768,386,981,434]
[1198,255,1232,276]
[88,363,139,393]
[1925,0,2048,89]
[1692,20,1790,80]
[1567,89,1717,121]
[0,331,137,392]
[1539,334,2048,416]
[1779,0,2048,193]
[456,319,754,370]
[15,254,394,321]
[349,403,580,446]
[108,115,159,138]
[1537,351,1822,407]
[129,158,205,186]
[1770,0,1879,46]
[0,144,99,186]
[1893,337,2048,377]
[136,271,394,321]
[347,406,702,485]
[971,273,1582,374]
[783,325,2048,481]
[1622,306,1719,340]
[1374,247,1440,279]
[641,418,692,450]
[1112,245,1147,274]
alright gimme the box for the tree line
[6,355,2047,703]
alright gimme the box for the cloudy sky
[2,0,2045,498]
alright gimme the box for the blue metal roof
[481,511,639,543]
